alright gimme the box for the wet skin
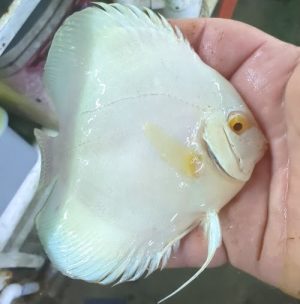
[168,18,300,298]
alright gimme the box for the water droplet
[170,213,178,223]
[148,240,154,246]
[95,98,102,108]
[178,181,187,189]
[82,128,92,137]
[87,117,93,124]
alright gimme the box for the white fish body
[35,3,266,302]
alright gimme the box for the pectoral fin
[144,123,202,177]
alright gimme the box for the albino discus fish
[35,3,266,302]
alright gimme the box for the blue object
[0,125,37,215]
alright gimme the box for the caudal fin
[158,211,222,303]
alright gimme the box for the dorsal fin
[90,2,185,41]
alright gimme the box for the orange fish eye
[228,112,251,135]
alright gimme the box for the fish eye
[228,112,251,135]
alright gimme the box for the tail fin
[158,212,222,303]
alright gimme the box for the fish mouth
[205,142,235,179]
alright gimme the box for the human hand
[168,18,300,298]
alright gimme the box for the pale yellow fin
[144,123,202,177]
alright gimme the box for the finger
[170,18,270,79]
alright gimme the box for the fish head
[202,105,267,182]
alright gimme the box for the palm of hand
[170,18,300,297]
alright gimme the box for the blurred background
[0,0,299,303]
